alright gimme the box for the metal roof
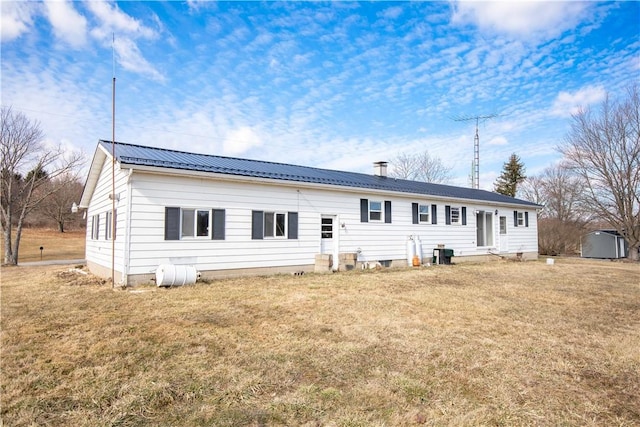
[100,140,540,208]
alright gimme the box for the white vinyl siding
[85,162,539,279]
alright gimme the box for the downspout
[121,168,133,286]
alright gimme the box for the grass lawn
[1,259,639,426]
[3,228,86,263]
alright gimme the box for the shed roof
[88,140,541,208]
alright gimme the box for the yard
[1,258,639,426]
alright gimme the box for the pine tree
[494,153,526,197]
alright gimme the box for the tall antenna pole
[453,114,496,189]
[111,34,116,288]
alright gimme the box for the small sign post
[40,246,44,261]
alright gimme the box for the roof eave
[120,162,540,209]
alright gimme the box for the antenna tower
[453,114,496,189]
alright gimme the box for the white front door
[321,215,338,269]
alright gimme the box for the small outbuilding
[581,230,629,259]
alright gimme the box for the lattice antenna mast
[453,114,497,189]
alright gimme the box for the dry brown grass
[4,228,85,263]
[1,259,639,426]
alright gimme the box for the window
[321,217,333,239]
[264,212,286,237]
[513,210,529,227]
[252,211,298,240]
[182,209,209,238]
[445,206,466,225]
[412,203,435,224]
[419,204,430,223]
[164,207,226,240]
[105,210,116,240]
[91,214,100,240]
[500,216,507,234]
[360,199,392,223]
[369,201,382,221]
[450,207,460,224]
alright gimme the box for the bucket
[156,264,198,286]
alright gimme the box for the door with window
[320,215,338,268]
[499,216,508,252]
[476,211,494,247]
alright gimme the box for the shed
[581,230,629,259]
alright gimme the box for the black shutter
[384,201,392,223]
[514,210,518,227]
[252,210,264,239]
[461,207,467,225]
[412,203,419,224]
[360,199,368,223]
[288,212,298,239]
[525,211,529,227]
[431,205,437,224]
[165,207,180,240]
[445,205,451,225]
[212,209,225,240]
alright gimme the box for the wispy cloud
[551,86,606,117]
[0,1,37,42]
[43,0,87,48]
[86,0,164,82]
[451,1,592,43]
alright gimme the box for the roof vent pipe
[373,161,388,177]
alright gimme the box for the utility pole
[454,114,496,189]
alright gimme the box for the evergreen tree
[494,153,526,197]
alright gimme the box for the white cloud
[451,1,591,42]
[487,135,508,146]
[85,1,163,82]
[87,1,157,40]
[1,1,36,42]
[551,85,606,117]
[379,6,403,20]
[223,127,263,156]
[113,37,164,82]
[44,0,87,48]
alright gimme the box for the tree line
[1,107,84,265]
[2,86,638,264]
[389,86,639,261]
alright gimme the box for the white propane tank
[406,237,416,265]
[156,264,198,287]
[414,236,422,264]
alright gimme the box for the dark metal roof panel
[100,140,541,208]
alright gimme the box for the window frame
[263,211,288,238]
[181,208,211,239]
[105,210,116,240]
[369,200,382,222]
[418,204,430,223]
[91,214,100,240]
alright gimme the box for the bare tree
[521,163,592,255]
[558,86,640,261]
[35,175,84,232]
[389,151,452,184]
[1,107,84,264]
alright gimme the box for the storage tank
[406,237,416,265]
[414,236,422,264]
[156,264,198,287]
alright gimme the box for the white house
[79,141,541,285]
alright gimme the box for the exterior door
[499,216,508,252]
[321,215,338,268]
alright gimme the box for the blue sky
[2,1,639,189]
